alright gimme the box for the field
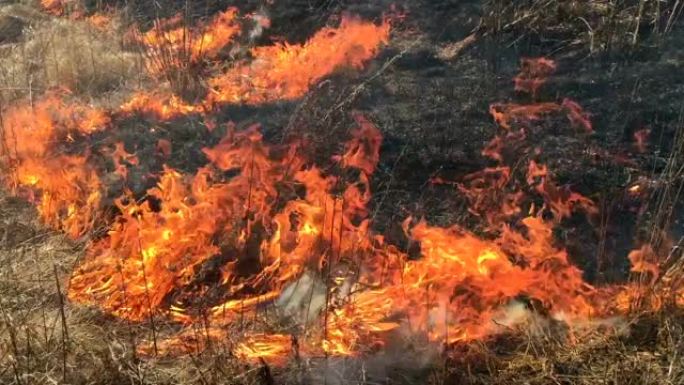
[1,1,683,384]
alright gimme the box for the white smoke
[276,273,628,383]
[276,271,327,325]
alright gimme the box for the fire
[562,98,593,133]
[2,5,680,367]
[68,116,379,322]
[323,290,398,355]
[69,166,239,320]
[135,8,242,76]
[16,156,102,238]
[87,13,113,31]
[489,98,592,133]
[234,334,293,362]
[109,142,139,179]
[489,102,560,130]
[526,160,597,220]
[634,128,651,153]
[328,215,596,351]
[0,94,108,237]
[120,91,204,120]
[206,16,390,105]
[121,14,389,119]
[628,244,660,280]
[40,0,68,15]
[514,57,557,97]
[332,114,383,175]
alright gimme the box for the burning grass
[0,200,682,384]
[1,1,684,384]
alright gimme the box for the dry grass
[0,194,258,385]
[0,4,141,104]
[482,0,684,55]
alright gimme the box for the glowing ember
[634,128,651,153]
[514,57,557,97]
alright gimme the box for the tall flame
[1,94,108,237]
[121,14,390,119]
[207,16,390,105]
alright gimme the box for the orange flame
[0,18,675,366]
[120,91,204,120]
[1,94,107,237]
[628,245,660,281]
[121,15,389,119]
[234,334,292,363]
[135,8,242,76]
[207,16,390,105]
[40,0,68,15]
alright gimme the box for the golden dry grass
[0,3,141,103]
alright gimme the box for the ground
[1,0,683,384]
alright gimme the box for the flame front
[1,5,680,368]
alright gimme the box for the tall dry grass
[0,4,141,104]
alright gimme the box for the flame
[628,245,660,280]
[489,102,561,130]
[87,13,114,31]
[0,94,107,237]
[108,142,139,179]
[135,8,242,76]
[41,0,68,15]
[120,91,204,120]
[562,98,593,133]
[121,15,389,119]
[69,166,236,320]
[234,334,293,362]
[207,16,390,105]
[1,9,679,366]
[332,113,383,175]
[527,160,597,220]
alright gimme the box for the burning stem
[136,235,159,356]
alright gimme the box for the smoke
[278,283,628,384]
[247,8,270,42]
[276,271,327,325]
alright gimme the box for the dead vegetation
[0,3,140,104]
[482,0,684,55]
[1,0,684,384]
